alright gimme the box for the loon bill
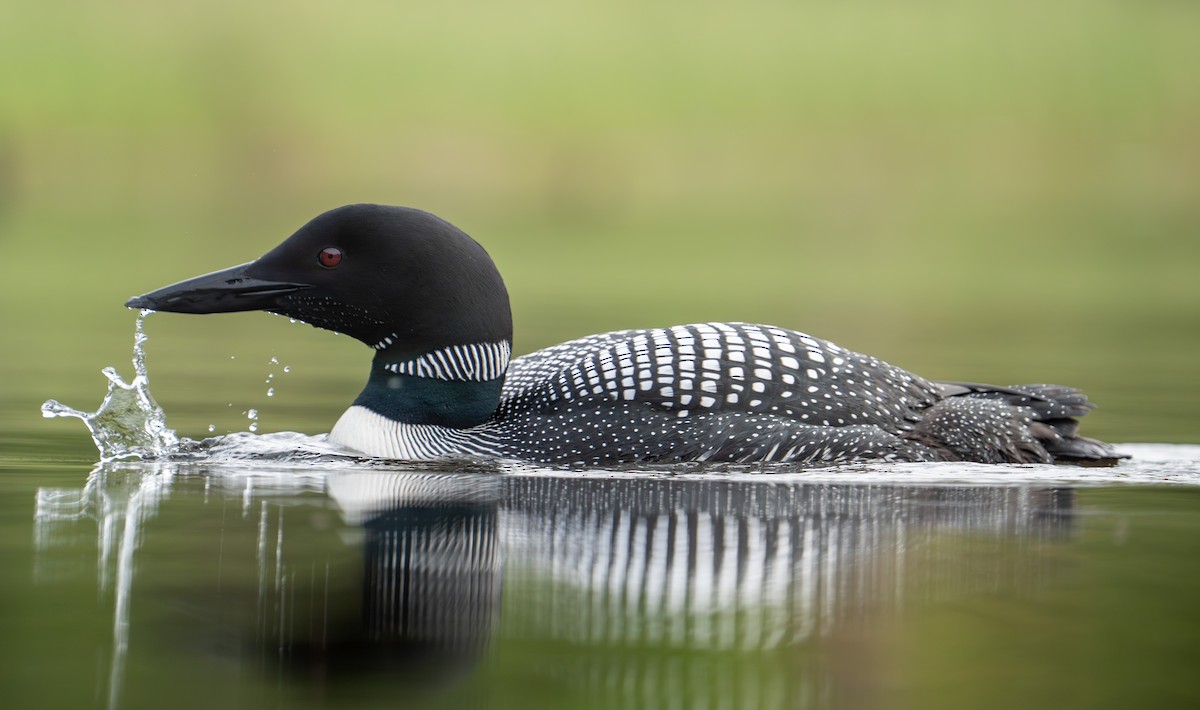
[126,204,1126,467]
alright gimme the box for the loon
[126,204,1124,467]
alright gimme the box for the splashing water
[40,311,359,464]
[42,311,179,461]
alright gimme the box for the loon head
[127,204,513,429]
[127,204,512,356]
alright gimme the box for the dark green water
[2,432,1198,710]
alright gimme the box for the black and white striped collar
[382,341,512,382]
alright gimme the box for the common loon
[126,204,1124,467]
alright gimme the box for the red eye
[318,247,343,268]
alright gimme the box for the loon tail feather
[933,381,1127,466]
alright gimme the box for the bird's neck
[352,341,511,427]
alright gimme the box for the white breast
[330,405,501,460]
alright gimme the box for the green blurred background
[2,0,1197,451]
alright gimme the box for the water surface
[2,437,1198,709]
[3,319,1198,710]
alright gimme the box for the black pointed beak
[125,262,312,314]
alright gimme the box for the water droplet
[283,366,291,373]
[208,424,216,433]
[249,422,258,433]
[230,355,236,360]
[267,388,275,397]
[269,357,279,365]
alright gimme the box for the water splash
[41,311,179,461]
[39,311,362,464]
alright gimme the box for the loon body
[126,204,1124,467]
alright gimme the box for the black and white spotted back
[491,323,945,465]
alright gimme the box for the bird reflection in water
[33,466,1077,709]
[297,472,503,689]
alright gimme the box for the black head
[126,205,513,355]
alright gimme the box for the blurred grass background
[1,0,1197,446]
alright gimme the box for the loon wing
[498,322,939,434]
